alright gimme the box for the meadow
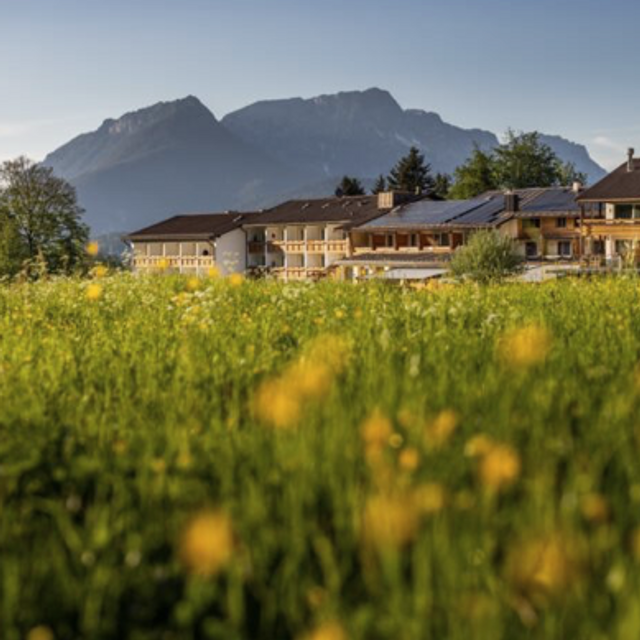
[2,273,640,639]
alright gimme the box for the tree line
[335,130,588,199]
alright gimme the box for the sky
[1,0,640,170]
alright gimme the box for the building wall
[215,228,246,276]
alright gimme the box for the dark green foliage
[494,130,562,190]
[450,132,589,199]
[371,175,387,195]
[387,146,435,194]
[0,157,89,277]
[450,229,523,283]
[449,146,499,199]
[433,173,452,199]
[335,176,365,197]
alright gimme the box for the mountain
[43,89,607,235]
[538,134,606,182]
[43,96,294,233]
[222,88,499,181]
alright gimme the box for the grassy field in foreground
[3,274,640,639]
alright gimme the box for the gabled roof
[577,160,640,202]
[242,196,389,226]
[354,187,586,231]
[128,212,257,240]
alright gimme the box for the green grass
[2,274,640,639]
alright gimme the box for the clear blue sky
[1,0,639,169]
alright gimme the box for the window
[385,234,394,248]
[438,233,450,247]
[556,218,567,228]
[409,233,419,247]
[523,219,541,229]
[202,249,210,257]
[558,241,572,257]
[615,205,634,219]
[592,240,605,255]
[616,240,633,255]
[525,242,538,258]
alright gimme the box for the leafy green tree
[449,146,499,199]
[335,176,365,197]
[0,212,27,277]
[433,173,452,199]
[494,131,560,190]
[371,175,387,195]
[0,157,89,276]
[387,146,435,194]
[450,230,523,284]
[556,161,587,187]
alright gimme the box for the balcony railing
[134,256,216,271]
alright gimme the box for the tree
[449,146,499,199]
[450,230,523,284]
[493,131,560,190]
[0,157,89,276]
[433,173,452,199]
[335,176,365,197]
[0,212,27,277]
[371,175,387,195]
[556,161,587,188]
[387,146,435,194]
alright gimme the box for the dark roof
[243,196,389,226]
[128,212,256,240]
[337,252,451,267]
[355,187,586,231]
[577,160,640,202]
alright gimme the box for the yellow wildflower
[207,266,220,279]
[425,410,458,449]
[179,510,234,577]
[505,532,583,602]
[86,283,103,301]
[361,411,393,448]
[186,277,201,291]
[413,482,446,515]
[27,627,54,640]
[361,494,418,550]
[464,434,495,457]
[499,325,552,369]
[92,264,108,279]
[580,493,610,525]
[478,443,521,492]
[302,621,347,640]
[157,258,169,271]
[86,241,99,257]
[254,378,301,429]
[228,273,244,286]
[399,447,420,472]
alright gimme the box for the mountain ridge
[43,88,606,234]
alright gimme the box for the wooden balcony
[582,219,640,239]
[326,240,348,253]
[248,241,265,254]
[134,256,216,271]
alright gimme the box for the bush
[450,229,523,283]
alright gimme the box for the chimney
[377,191,415,210]
[628,148,635,172]
[504,191,520,213]
[572,181,583,194]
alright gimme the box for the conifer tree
[371,175,387,194]
[433,173,452,199]
[387,147,435,194]
[335,176,365,197]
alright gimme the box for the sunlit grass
[2,273,640,639]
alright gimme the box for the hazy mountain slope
[222,88,499,179]
[44,97,294,233]
[43,89,607,236]
[539,134,606,182]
